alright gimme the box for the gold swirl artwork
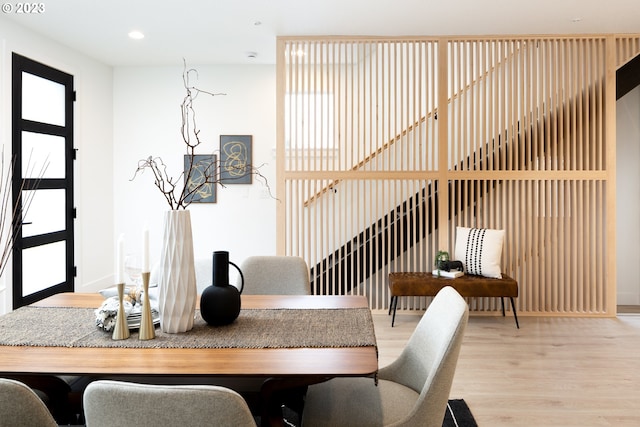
[220,135,252,184]
[184,154,216,203]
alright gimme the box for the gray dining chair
[150,257,212,294]
[83,380,256,427]
[302,286,469,427]
[1,374,91,424]
[233,255,311,415]
[237,256,311,295]
[0,378,59,427]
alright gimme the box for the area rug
[278,399,477,426]
[443,399,478,427]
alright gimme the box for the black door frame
[11,53,75,308]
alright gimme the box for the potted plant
[434,250,450,277]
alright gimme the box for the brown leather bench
[388,272,519,328]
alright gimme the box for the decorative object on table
[111,234,130,339]
[434,250,450,277]
[124,253,142,288]
[94,290,160,332]
[454,226,505,278]
[158,209,197,333]
[112,283,130,340]
[432,259,465,278]
[184,155,217,203]
[219,135,252,184]
[200,251,244,326]
[139,227,155,339]
[441,260,464,272]
[138,271,155,340]
[431,269,464,279]
[129,61,271,332]
[130,60,270,211]
[95,295,133,332]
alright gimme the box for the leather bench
[388,272,519,328]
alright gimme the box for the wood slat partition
[276,35,640,314]
[616,35,640,68]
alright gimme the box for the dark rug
[443,399,478,427]
[277,399,477,427]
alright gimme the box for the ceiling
[3,0,640,66]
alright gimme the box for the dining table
[0,292,379,426]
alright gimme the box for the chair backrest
[237,256,311,295]
[83,380,256,427]
[379,286,469,426]
[0,378,59,427]
[151,257,212,294]
[193,257,213,294]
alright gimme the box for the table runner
[0,306,376,349]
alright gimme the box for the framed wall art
[183,154,217,203]
[220,135,252,184]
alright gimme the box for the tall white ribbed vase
[158,210,197,333]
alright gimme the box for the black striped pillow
[454,227,505,278]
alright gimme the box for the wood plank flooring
[372,310,640,427]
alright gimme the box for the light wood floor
[373,310,640,427]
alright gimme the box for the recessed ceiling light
[128,30,145,40]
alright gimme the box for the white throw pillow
[454,226,505,279]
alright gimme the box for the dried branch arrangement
[0,148,47,278]
[132,60,271,210]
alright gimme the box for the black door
[11,53,75,308]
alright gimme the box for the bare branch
[132,60,271,210]
[0,148,49,278]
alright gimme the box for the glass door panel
[21,189,66,237]
[21,71,65,126]
[22,241,66,296]
[21,131,66,178]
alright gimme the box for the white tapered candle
[142,225,150,272]
[116,233,125,284]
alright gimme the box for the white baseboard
[617,291,640,306]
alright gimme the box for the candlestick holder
[139,271,156,340]
[112,282,130,340]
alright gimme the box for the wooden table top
[0,293,378,378]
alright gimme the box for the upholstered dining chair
[1,374,91,424]
[0,378,59,427]
[150,257,212,294]
[237,256,311,295]
[301,286,469,427]
[83,380,256,427]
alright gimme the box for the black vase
[200,251,244,326]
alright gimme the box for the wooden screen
[276,35,640,315]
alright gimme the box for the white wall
[616,85,640,305]
[0,16,114,313]
[113,65,277,279]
